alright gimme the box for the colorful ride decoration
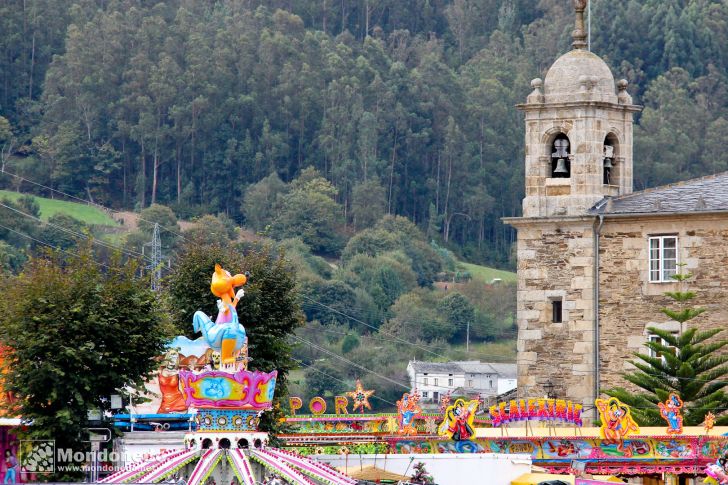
[308,397,327,415]
[489,398,584,427]
[281,412,489,436]
[396,390,422,435]
[346,379,374,414]
[704,412,716,433]
[178,369,277,410]
[706,458,728,485]
[595,397,640,443]
[104,264,356,485]
[438,398,479,441]
[658,392,684,435]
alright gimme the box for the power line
[0,221,117,272]
[291,358,398,407]
[0,169,189,241]
[300,295,517,362]
[0,200,150,262]
[293,334,479,392]
[291,334,410,390]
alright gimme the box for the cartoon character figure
[658,392,684,435]
[595,397,640,445]
[396,391,422,435]
[546,439,578,458]
[157,348,188,413]
[438,399,479,441]
[4,450,17,484]
[192,265,249,367]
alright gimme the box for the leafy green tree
[0,245,171,480]
[37,213,88,250]
[164,242,304,432]
[0,241,26,274]
[341,227,400,262]
[126,203,181,252]
[182,214,235,246]
[300,278,358,326]
[605,269,728,425]
[243,172,288,232]
[342,253,417,311]
[438,292,476,343]
[271,168,344,254]
[341,333,360,354]
[277,238,332,279]
[351,179,386,229]
[381,289,453,342]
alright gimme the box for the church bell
[603,157,614,169]
[553,158,569,175]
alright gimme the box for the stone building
[504,2,728,420]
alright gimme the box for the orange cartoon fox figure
[210,264,248,312]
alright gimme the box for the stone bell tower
[504,0,641,419]
[519,0,640,218]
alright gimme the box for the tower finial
[572,0,588,50]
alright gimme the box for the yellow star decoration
[704,411,716,433]
[347,379,375,413]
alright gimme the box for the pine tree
[605,265,728,426]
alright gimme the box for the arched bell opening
[237,438,249,449]
[603,133,619,185]
[253,438,262,449]
[201,438,213,450]
[219,438,231,449]
[550,133,571,178]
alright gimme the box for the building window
[448,378,453,387]
[468,379,473,388]
[433,391,439,401]
[421,391,429,398]
[647,334,677,363]
[434,378,439,386]
[423,377,428,386]
[552,299,563,323]
[489,380,493,388]
[649,236,678,282]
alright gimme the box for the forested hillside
[2,0,728,267]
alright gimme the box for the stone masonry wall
[598,214,728,391]
[515,218,596,418]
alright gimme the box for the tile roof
[408,360,515,377]
[590,171,728,216]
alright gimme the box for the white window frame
[467,379,473,388]
[433,378,439,387]
[423,377,428,386]
[421,391,429,398]
[448,378,453,387]
[647,333,677,364]
[649,236,678,283]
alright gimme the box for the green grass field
[457,261,517,283]
[0,190,117,226]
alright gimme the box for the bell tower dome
[518,1,641,218]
